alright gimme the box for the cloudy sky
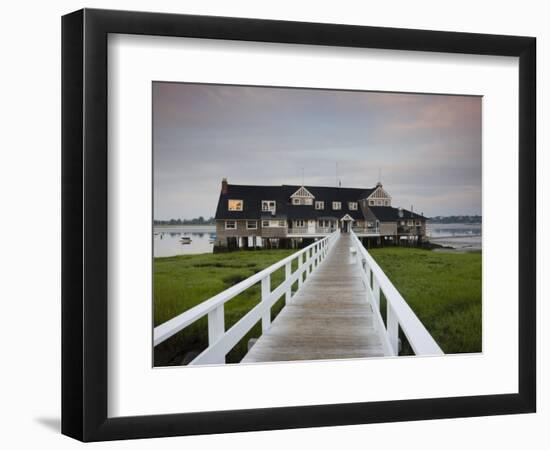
[153,82,481,220]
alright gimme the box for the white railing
[350,230,443,356]
[154,231,340,365]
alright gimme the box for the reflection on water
[154,226,216,257]
[426,223,482,251]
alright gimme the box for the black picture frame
[61,8,536,442]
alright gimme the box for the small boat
[208,233,217,244]
[180,236,192,244]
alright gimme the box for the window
[332,201,341,210]
[415,220,421,226]
[228,199,243,211]
[407,220,414,226]
[262,200,276,212]
[349,202,358,210]
[225,220,236,230]
[292,198,301,205]
[262,220,286,228]
[315,201,324,210]
[376,200,383,206]
[246,220,257,229]
[304,198,313,205]
[367,221,374,228]
[294,220,305,227]
[384,200,390,206]
[369,200,375,206]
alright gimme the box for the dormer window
[332,201,341,210]
[369,200,375,206]
[315,201,324,210]
[290,186,315,206]
[348,202,358,210]
[228,199,243,211]
[262,200,276,213]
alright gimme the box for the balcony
[287,226,337,235]
[352,226,380,235]
[397,226,423,236]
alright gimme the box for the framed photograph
[61,8,536,441]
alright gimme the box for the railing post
[207,305,225,363]
[285,261,292,304]
[298,252,304,288]
[261,275,271,332]
[314,241,320,268]
[387,302,399,355]
[372,277,380,311]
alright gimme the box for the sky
[153,82,481,219]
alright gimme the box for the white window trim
[349,202,358,210]
[315,201,324,210]
[225,220,237,230]
[292,198,301,205]
[332,201,341,210]
[261,200,276,212]
[246,220,257,230]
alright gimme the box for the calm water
[426,223,482,251]
[154,225,216,257]
[153,223,482,257]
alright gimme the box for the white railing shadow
[154,231,340,365]
[350,230,443,357]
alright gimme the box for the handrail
[154,230,340,364]
[350,230,443,356]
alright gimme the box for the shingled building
[213,178,426,250]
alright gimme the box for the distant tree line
[154,216,215,226]
[429,215,482,224]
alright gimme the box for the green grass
[154,250,296,366]
[368,248,482,355]
[155,246,482,365]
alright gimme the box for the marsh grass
[369,247,482,355]
[154,250,295,366]
[153,246,482,366]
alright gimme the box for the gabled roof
[368,206,425,222]
[215,183,375,220]
[290,186,315,198]
[340,214,355,221]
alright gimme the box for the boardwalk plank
[241,233,385,363]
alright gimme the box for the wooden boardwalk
[242,233,385,363]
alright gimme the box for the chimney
[221,177,228,194]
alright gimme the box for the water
[426,223,482,251]
[154,225,216,257]
[153,223,482,256]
